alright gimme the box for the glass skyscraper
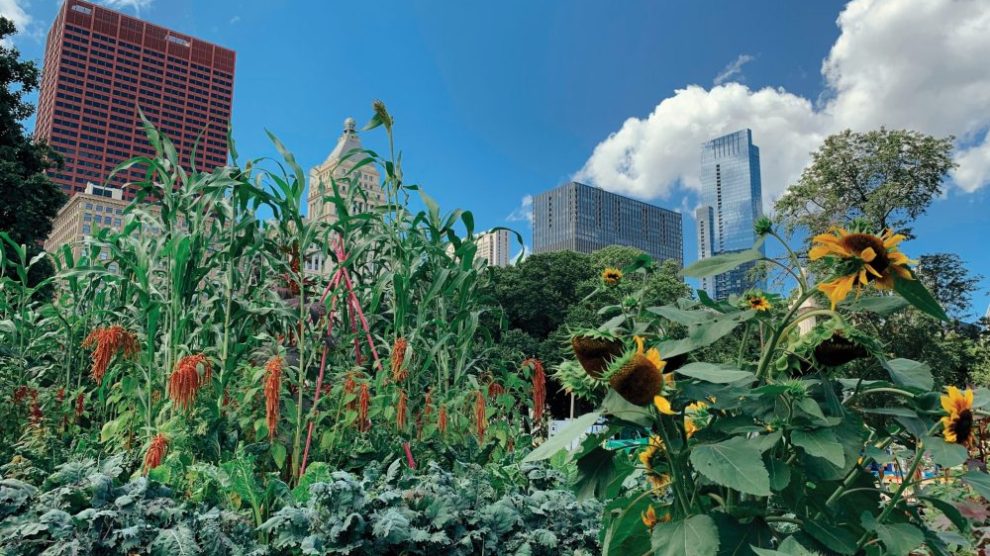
[532,181,682,265]
[696,129,764,299]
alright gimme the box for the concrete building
[45,182,133,268]
[696,129,765,300]
[304,118,385,274]
[532,181,682,264]
[34,0,235,198]
[447,229,512,267]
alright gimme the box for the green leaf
[893,271,949,321]
[961,471,990,500]
[919,496,970,533]
[791,429,845,467]
[573,444,618,500]
[884,358,934,390]
[271,443,287,469]
[602,390,652,427]
[522,411,601,462]
[651,514,720,556]
[751,536,821,555]
[925,436,967,468]
[689,437,771,496]
[601,494,654,556]
[804,520,859,555]
[841,295,909,315]
[680,239,764,278]
[767,458,792,491]
[676,362,755,384]
[657,311,755,358]
[876,522,924,555]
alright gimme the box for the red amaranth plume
[391,337,408,382]
[82,325,138,383]
[75,393,85,418]
[487,381,505,401]
[396,389,408,430]
[438,404,448,435]
[167,354,212,411]
[28,390,42,426]
[264,356,283,439]
[143,434,168,473]
[358,383,370,432]
[523,358,546,423]
[474,390,487,441]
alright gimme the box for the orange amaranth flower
[358,383,370,432]
[143,434,169,473]
[396,389,408,430]
[167,354,212,411]
[82,325,138,383]
[438,404,448,435]
[488,381,505,401]
[523,358,547,422]
[391,337,408,382]
[474,390,487,441]
[264,356,283,439]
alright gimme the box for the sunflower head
[810,226,914,308]
[638,435,665,471]
[684,401,710,438]
[571,331,624,379]
[606,349,663,407]
[602,267,623,286]
[813,332,869,367]
[941,386,976,446]
[642,505,659,529]
[747,294,772,312]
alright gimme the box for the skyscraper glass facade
[533,181,682,265]
[696,129,764,299]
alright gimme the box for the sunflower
[940,386,975,446]
[571,333,624,378]
[607,337,667,406]
[642,505,659,529]
[602,267,623,286]
[684,401,709,439]
[638,435,664,471]
[747,294,772,312]
[809,227,913,308]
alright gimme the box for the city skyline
[5,0,989,317]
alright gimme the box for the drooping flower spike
[264,356,283,439]
[167,354,212,411]
[143,434,169,473]
[810,227,913,308]
[82,325,139,383]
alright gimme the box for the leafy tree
[0,17,66,288]
[775,128,954,236]
[915,252,983,321]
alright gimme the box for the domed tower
[307,117,384,226]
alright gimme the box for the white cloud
[229,15,241,24]
[505,194,533,223]
[0,0,32,40]
[96,0,153,14]
[577,0,990,206]
[713,54,754,85]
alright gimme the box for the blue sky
[5,0,990,318]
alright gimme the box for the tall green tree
[775,128,954,236]
[915,253,983,321]
[0,17,66,287]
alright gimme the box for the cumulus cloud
[577,0,990,206]
[713,54,755,85]
[0,0,33,42]
[505,194,534,223]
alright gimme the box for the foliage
[530,219,990,555]
[775,128,955,236]
[0,17,66,292]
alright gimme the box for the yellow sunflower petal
[654,395,676,415]
[646,347,666,371]
[860,247,877,262]
[883,232,907,249]
[634,336,645,355]
[818,274,857,309]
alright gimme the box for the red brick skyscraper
[34,0,235,198]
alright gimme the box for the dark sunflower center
[952,409,974,444]
[842,233,890,277]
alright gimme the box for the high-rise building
[532,181,682,264]
[696,129,764,300]
[34,0,235,198]
[303,117,385,274]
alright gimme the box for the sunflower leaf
[893,272,949,321]
[680,239,764,279]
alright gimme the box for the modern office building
[532,181,682,264]
[304,117,385,274]
[34,0,235,198]
[696,129,764,299]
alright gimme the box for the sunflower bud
[754,216,773,236]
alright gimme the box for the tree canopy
[775,128,954,236]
